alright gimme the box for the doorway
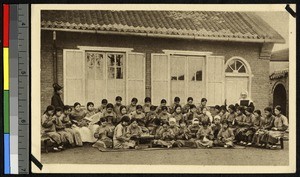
[273,83,287,116]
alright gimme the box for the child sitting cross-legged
[92,117,113,150]
[151,122,176,148]
[173,119,192,148]
[195,121,214,148]
[211,115,222,141]
[130,105,148,133]
[126,118,143,148]
[172,105,184,126]
[216,120,235,148]
[145,105,158,132]
[41,105,63,151]
[158,106,171,125]
[113,116,136,149]
[61,105,83,146]
[184,104,201,125]
[53,107,75,148]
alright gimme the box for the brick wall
[41,30,272,112]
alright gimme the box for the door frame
[151,50,213,105]
[225,56,253,98]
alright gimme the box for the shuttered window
[63,50,85,105]
[206,56,225,106]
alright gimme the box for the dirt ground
[41,141,289,166]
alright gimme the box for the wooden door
[187,56,205,103]
[206,56,225,106]
[63,50,85,105]
[151,54,169,105]
[85,51,105,105]
[106,53,126,103]
[170,55,186,102]
[225,77,249,105]
[127,53,145,105]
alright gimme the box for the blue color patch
[4,134,10,174]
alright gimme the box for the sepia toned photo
[31,4,296,173]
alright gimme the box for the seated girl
[199,107,212,125]
[211,115,222,141]
[61,105,82,146]
[151,122,175,148]
[248,110,263,146]
[253,107,275,147]
[127,98,138,114]
[264,106,288,149]
[85,102,96,117]
[130,105,148,133]
[117,105,129,124]
[41,105,63,151]
[187,118,201,140]
[219,105,229,124]
[53,107,74,147]
[145,105,158,132]
[102,103,117,126]
[212,105,221,118]
[174,119,192,147]
[97,99,108,113]
[113,116,136,149]
[216,120,235,148]
[182,97,194,114]
[241,107,255,146]
[158,106,171,125]
[156,99,169,114]
[126,118,143,147]
[234,106,247,144]
[195,121,214,148]
[225,105,236,128]
[84,102,99,142]
[172,105,184,126]
[70,102,95,143]
[149,118,162,138]
[184,104,201,125]
[168,118,180,139]
[143,97,152,114]
[169,97,181,114]
[92,117,113,150]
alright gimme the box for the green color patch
[4,90,10,133]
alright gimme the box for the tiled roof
[270,68,289,80]
[41,10,285,43]
[271,48,289,61]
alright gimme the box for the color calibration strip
[3,4,11,174]
[10,4,19,174]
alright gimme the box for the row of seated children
[41,95,288,151]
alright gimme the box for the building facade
[40,11,285,112]
[269,48,289,116]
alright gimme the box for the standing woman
[51,83,64,109]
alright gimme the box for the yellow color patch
[3,48,9,90]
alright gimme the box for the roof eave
[41,27,285,44]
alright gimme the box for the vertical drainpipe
[53,31,57,83]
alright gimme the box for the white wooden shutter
[206,56,225,106]
[151,54,169,105]
[63,50,85,105]
[126,53,145,105]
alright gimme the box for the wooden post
[53,31,57,83]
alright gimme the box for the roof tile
[41,10,285,43]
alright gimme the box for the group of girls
[42,93,288,152]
